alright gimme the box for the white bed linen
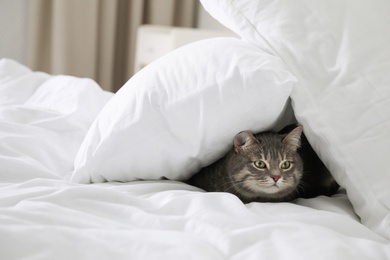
[200,0,390,240]
[1,59,390,259]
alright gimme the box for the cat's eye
[280,161,292,170]
[254,160,267,169]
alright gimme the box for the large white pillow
[200,0,390,239]
[71,38,296,183]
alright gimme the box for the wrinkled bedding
[1,59,389,259]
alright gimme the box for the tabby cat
[187,125,339,203]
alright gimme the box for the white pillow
[200,0,390,239]
[71,38,295,183]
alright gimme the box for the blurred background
[0,0,232,92]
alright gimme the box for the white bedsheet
[1,59,389,259]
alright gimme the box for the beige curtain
[26,0,197,92]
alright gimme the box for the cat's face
[228,126,303,201]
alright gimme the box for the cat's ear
[233,131,258,153]
[282,125,303,152]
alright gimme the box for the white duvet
[1,59,390,259]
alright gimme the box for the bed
[1,0,390,259]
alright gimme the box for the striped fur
[187,125,339,203]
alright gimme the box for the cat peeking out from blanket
[187,124,339,203]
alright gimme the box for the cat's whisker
[224,180,247,193]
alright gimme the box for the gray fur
[187,125,339,203]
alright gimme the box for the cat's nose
[270,175,281,182]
